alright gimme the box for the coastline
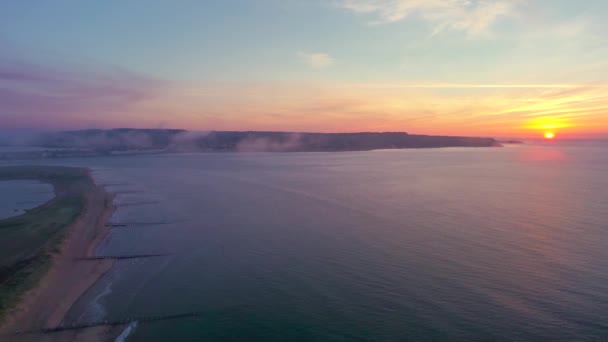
[0,170,119,341]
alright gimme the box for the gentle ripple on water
[3,143,608,341]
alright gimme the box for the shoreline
[0,170,119,341]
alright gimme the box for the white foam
[76,279,113,324]
[115,321,138,342]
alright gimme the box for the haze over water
[5,143,607,341]
[3,1,608,340]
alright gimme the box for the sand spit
[0,174,121,342]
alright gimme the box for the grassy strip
[0,166,94,322]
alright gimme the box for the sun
[544,132,555,139]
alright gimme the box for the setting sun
[544,132,555,139]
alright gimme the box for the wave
[115,321,139,342]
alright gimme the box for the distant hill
[32,128,186,151]
[29,129,500,153]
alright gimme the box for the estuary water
[0,180,54,219]
[3,142,608,341]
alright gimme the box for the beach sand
[0,174,123,341]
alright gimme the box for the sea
[1,141,607,341]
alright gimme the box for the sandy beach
[0,173,120,341]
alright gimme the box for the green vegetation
[0,166,93,322]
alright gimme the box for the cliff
[0,129,501,159]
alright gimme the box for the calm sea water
[4,142,608,341]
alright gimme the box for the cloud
[2,51,606,138]
[237,133,304,152]
[339,0,521,36]
[167,81,608,137]
[298,52,335,68]
[343,83,592,89]
[0,57,166,129]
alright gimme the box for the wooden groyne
[105,221,172,228]
[116,201,160,207]
[16,200,48,205]
[78,254,170,261]
[14,311,203,335]
[100,183,128,186]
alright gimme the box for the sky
[1,0,608,138]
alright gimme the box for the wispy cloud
[0,57,166,129]
[343,83,594,89]
[3,54,607,138]
[339,0,521,36]
[166,81,608,137]
[298,52,335,68]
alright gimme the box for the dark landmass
[192,131,500,152]
[33,128,185,151]
[1,129,500,160]
[498,140,524,144]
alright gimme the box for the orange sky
[105,82,607,139]
[2,1,608,138]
